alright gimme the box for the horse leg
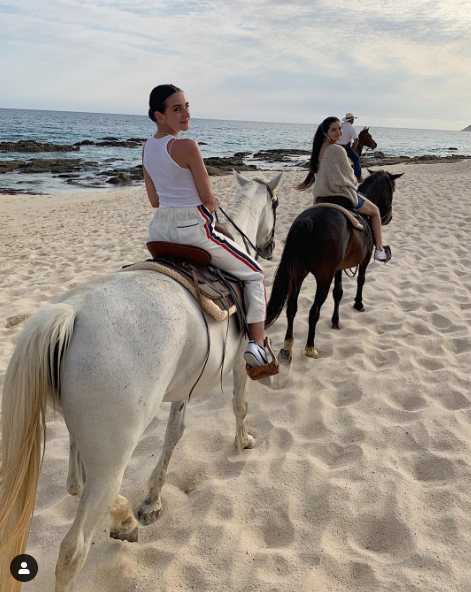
[136,400,187,526]
[233,358,255,451]
[55,445,135,592]
[110,494,139,542]
[354,257,371,312]
[331,270,343,329]
[66,434,85,496]
[280,273,306,363]
[305,276,333,358]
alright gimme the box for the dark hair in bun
[148,84,182,122]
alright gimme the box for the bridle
[217,180,278,260]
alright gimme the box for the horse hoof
[136,504,162,526]
[66,483,83,496]
[110,526,139,543]
[332,322,341,330]
[353,303,365,312]
[279,348,292,363]
[304,347,320,359]
[237,434,255,450]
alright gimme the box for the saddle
[122,241,248,334]
[314,196,364,230]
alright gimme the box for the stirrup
[374,245,392,263]
[245,338,279,380]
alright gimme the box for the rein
[216,181,278,261]
[344,266,358,278]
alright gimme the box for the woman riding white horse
[0,87,282,591]
[144,83,276,372]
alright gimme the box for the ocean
[1,108,471,194]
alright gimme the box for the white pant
[148,205,266,324]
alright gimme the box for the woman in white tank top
[143,84,275,374]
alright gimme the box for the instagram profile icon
[10,554,39,583]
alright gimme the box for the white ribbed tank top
[143,135,202,208]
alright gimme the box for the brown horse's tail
[266,218,310,328]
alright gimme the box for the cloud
[1,0,470,128]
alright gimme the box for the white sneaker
[374,245,392,263]
[244,341,271,367]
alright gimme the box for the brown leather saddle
[146,241,248,334]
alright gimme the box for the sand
[1,161,471,591]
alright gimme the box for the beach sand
[1,162,471,591]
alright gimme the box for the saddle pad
[121,261,236,322]
[313,203,364,230]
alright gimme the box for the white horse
[0,171,282,592]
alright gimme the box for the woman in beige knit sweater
[298,116,391,263]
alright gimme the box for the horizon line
[0,105,466,133]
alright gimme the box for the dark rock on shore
[0,187,46,195]
[203,156,257,174]
[362,153,471,166]
[73,138,145,148]
[462,124,471,132]
[253,148,310,163]
[106,172,132,185]
[65,177,106,188]
[0,158,99,174]
[21,159,84,173]
[0,160,23,174]
[0,140,80,153]
[96,139,143,148]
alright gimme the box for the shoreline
[1,148,471,197]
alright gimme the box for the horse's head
[358,127,377,150]
[233,171,282,260]
[359,170,404,225]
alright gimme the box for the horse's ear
[233,170,251,186]
[268,172,283,192]
[389,172,404,180]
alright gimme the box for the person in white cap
[337,112,362,181]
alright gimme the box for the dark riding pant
[345,144,362,180]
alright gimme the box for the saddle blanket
[121,260,237,322]
[313,202,364,230]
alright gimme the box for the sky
[1,0,471,130]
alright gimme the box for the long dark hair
[148,84,182,122]
[298,116,340,190]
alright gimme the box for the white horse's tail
[0,303,76,591]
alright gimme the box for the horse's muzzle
[258,241,275,260]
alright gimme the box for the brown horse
[355,127,377,156]
[266,170,403,362]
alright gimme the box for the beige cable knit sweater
[312,143,359,207]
